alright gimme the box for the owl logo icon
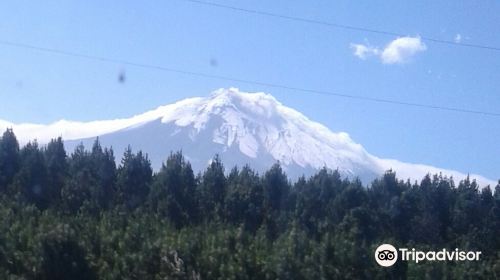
[375,244,398,267]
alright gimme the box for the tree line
[0,128,499,279]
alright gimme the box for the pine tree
[44,137,68,206]
[262,163,289,212]
[90,138,116,210]
[151,151,197,228]
[14,141,49,209]
[262,163,289,240]
[225,165,264,231]
[0,128,21,192]
[116,146,152,210]
[199,154,226,220]
[62,143,93,214]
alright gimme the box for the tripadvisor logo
[374,244,481,267]
[375,244,398,267]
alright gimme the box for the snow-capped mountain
[1,88,496,186]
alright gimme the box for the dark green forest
[0,128,499,279]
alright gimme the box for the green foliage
[0,128,20,191]
[199,155,226,220]
[116,146,152,211]
[263,163,289,212]
[225,165,264,232]
[39,223,96,280]
[44,137,68,207]
[0,129,498,279]
[61,144,93,214]
[89,138,116,211]
[150,151,198,228]
[14,141,50,209]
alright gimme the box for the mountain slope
[1,88,496,186]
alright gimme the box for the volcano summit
[1,88,495,186]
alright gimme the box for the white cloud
[349,43,379,59]
[350,36,427,64]
[380,36,427,64]
[454,34,462,43]
[377,158,496,189]
[0,97,206,145]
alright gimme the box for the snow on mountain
[1,88,496,187]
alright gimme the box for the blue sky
[0,0,499,180]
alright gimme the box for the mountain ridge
[1,88,496,187]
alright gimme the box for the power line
[180,0,500,52]
[0,39,499,118]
